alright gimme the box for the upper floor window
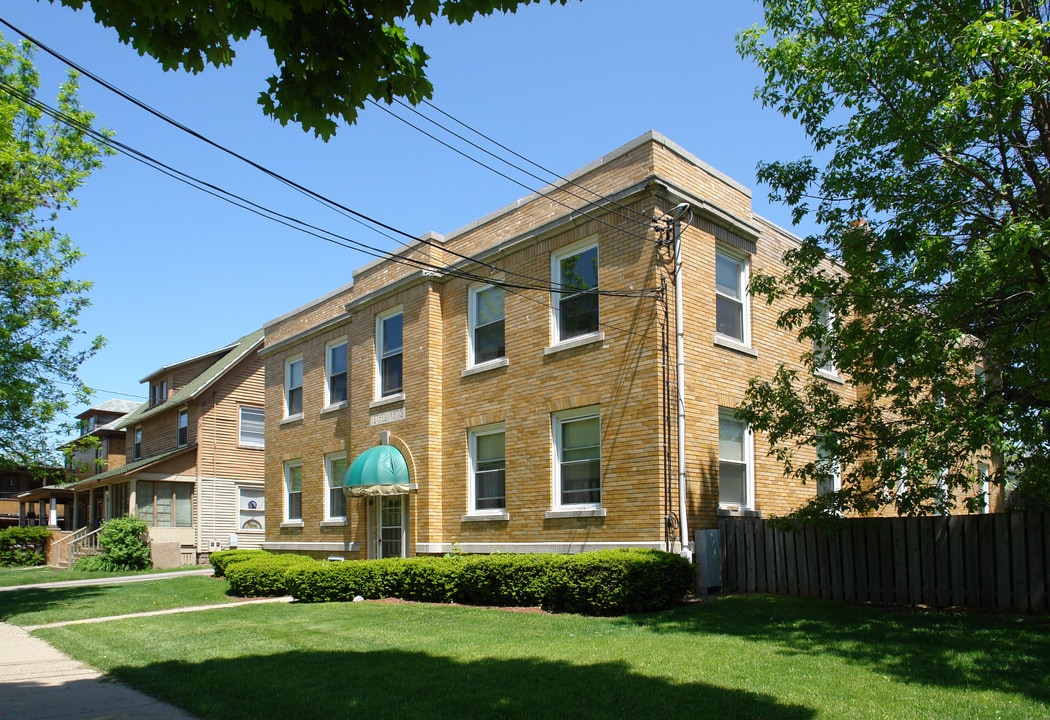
[176,407,189,447]
[552,241,599,343]
[469,424,506,513]
[469,284,505,366]
[133,426,142,461]
[718,407,753,508]
[285,357,303,417]
[978,462,991,514]
[553,407,601,508]
[326,340,348,406]
[239,406,265,448]
[325,452,348,521]
[150,379,168,407]
[377,310,403,398]
[715,247,750,345]
[814,301,836,374]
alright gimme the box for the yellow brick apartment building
[260,131,855,559]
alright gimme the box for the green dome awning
[343,444,411,497]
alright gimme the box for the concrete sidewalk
[0,569,288,719]
[0,621,198,719]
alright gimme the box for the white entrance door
[373,495,407,558]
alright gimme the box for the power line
[381,97,653,233]
[0,78,657,309]
[0,17,652,295]
[418,98,653,223]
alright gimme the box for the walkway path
[0,570,288,720]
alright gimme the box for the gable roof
[75,399,143,419]
[118,329,264,430]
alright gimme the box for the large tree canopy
[52,0,574,139]
[736,0,1050,518]
[0,34,109,470]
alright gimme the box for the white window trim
[718,407,754,510]
[550,237,600,347]
[714,245,751,348]
[552,406,601,511]
[375,307,404,401]
[284,355,304,420]
[238,406,265,449]
[467,422,506,516]
[468,281,506,369]
[324,451,348,522]
[816,436,841,496]
[283,459,303,526]
[324,339,349,409]
[814,301,840,377]
[238,485,265,533]
[978,462,991,514]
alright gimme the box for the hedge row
[226,549,694,616]
[225,553,317,597]
[210,548,272,577]
[0,526,51,567]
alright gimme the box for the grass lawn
[0,564,203,589]
[0,575,237,625]
[29,594,1050,720]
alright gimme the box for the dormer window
[150,380,168,407]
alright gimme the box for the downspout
[673,204,693,561]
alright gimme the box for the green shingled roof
[73,445,196,486]
[118,328,264,430]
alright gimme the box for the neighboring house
[66,398,143,481]
[260,131,995,561]
[0,468,60,529]
[69,330,266,563]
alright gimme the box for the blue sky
[3,0,816,427]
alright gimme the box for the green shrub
[225,554,317,597]
[78,516,152,571]
[210,549,271,577]
[284,549,695,615]
[0,526,52,567]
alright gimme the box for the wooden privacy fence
[719,512,1049,611]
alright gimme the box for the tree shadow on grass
[621,595,1050,705]
[0,585,108,623]
[107,649,816,720]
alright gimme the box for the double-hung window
[814,301,836,374]
[325,452,348,521]
[377,310,403,398]
[326,340,348,406]
[176,407,189,447]
[715,247,750,345]
[718,408,753,508]
[553,407,601,508]
[978,462,991,514]
[815,436,841,495]
[133,426,142,461]
[469,284,505,366]
[285,357,303,417]
[284,460,303,522]
[469,424,506,513]
[552,241,599,343]
[239,406,264,448]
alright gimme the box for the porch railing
[49,526,101,568]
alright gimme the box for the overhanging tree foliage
[0,35,109,471]
[735,0,1050,518]
[52,0,576,139]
